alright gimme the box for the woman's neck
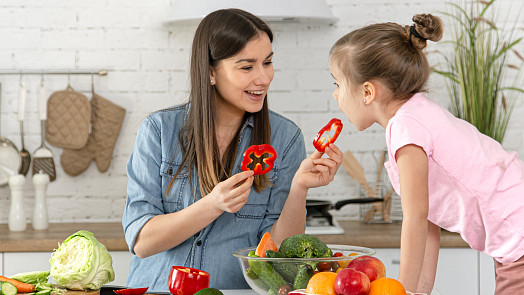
[215,104,245,157]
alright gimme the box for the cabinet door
[0,253,3,276]
[433,248,478,295]
[479,252,495,295]
[110,251,133,286]
[3,252,53,277]
[373,248,401,279]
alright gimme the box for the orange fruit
[305,272,337,295]
[369,277,407,295]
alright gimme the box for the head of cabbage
[50,230,115,290]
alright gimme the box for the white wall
[1,0,523,223]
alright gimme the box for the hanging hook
[91,73,95,95]
[40,73,45,86]
[67,72,71,88]
[19,73,23,86]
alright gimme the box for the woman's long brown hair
[166,9,273,197]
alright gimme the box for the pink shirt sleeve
[389,115,433,160]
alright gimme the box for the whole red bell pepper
[240,144,277,175]
[313,118,343,152]
[168,266,210,295]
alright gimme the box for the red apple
[334,268,370,295]
[347,255,386,282]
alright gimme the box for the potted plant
[434,0,524,143]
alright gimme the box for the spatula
[342,150,376,197]
[32,82,56,181]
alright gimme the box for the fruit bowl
[232,244,376,295]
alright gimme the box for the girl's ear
[209,67,216,85]
[362,81,376,105]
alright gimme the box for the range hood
[166,0,338,25]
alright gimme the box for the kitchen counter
[0,220,468,252]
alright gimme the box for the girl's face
[211,32,274,116]
[330,58,375,131]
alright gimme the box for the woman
[123,8,342,291]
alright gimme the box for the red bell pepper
[313,118,343,152]
[168,266,210,295]
[240,144,277,175]
[113,287,149,295]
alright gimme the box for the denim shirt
[123,103,306,291]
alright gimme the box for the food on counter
[0,282,17,295]
[368,277,406,295]
[256,232,278,258]
[50,230,115,290]
[279,234,332,259]
[248,250,287,294]
[346,256,386,283]
[313,118,343,152]
[241,144,277,175]
[113,287,149,295]
[305,271,337,295]
[292,265,314,290]
[0,276,35,293]
[193,288,223,295]
[168,266,210,295]
[334,268,370,295]
[9,271,50,286]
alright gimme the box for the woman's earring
[363,99,367,104]
[210,79,214,84]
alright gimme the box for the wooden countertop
[0,220,469,253]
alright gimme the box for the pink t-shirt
[385,93,524,263]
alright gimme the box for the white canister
[8,174,26,231]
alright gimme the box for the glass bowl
[232,244,376,295]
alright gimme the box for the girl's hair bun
[407,13,443,50]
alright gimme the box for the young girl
[330,13,524,295]
[123,9,342,291]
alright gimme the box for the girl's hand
[293,143,343,189]
[208,170,254,213]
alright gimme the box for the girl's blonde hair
[330,13,443,100]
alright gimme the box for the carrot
[0,276,35,293]
[255,232,278,258]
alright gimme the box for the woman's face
[330,58,374,131]
[211,32,274,116]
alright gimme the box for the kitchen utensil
[18,81,31,175]
[342,150,375,197]
[363,150,387,221]
[32,171,50,230]
[0,82,21,186]
[8,174,26,231]
[306,198,383,228]
[32,83,56,181]
[382,187,395,222]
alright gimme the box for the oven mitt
[46,86,91,149]
[61,93,126,176]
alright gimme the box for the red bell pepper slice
[113,287,149,295]
[240,144,277,175]
[168,266,210,295]
[313,118,343,152]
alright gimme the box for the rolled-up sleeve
[123,116,165,254]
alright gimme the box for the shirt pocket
[160,161,190,213]
[234,204,266,219]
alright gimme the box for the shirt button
[196,240,202,246]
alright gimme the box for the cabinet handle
[391,259,401,265]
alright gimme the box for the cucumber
[0,282,17,295]
[293,264,315,290]
[265,249,301,284]
[247,252,287,294]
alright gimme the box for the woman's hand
[207,170,254,213]
[292,143,343,189]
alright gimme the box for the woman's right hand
[207,170,254,213]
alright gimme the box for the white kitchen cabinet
[479,252,496,295]
[2,251,132,286]
[374,248,479,295]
